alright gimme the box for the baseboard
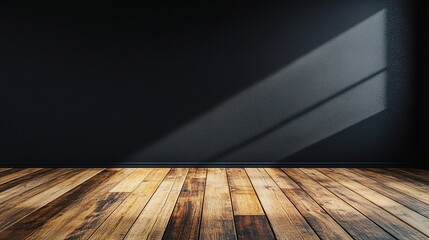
[0,161,418,168]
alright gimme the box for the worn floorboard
[0,168,427,239]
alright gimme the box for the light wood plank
[265,168,352,240]
[0,168,103,231]
[200,168,237,240]
[163,168,207,240]
[125,168,189,239]
[246,168,318,240]
[110,168,151,192]
[316,168,429,237]
[306,168,428,240]
[89,168,170,240]
[227,168,275,240]
[283,168,393,240]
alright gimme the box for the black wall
[0,1,420,166]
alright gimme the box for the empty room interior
[1,1,429,239]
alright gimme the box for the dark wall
[0,1,418,166]
[416,0,429,168]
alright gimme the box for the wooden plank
[162,168,207,240]
[265,168,352,240]
[124,168,189,239]
[0,168,43,185]
[306,168,428,240]
[110,168,151,192]
[246,168,318,240]
[0,168,71,204]
[89,168,170,240]
[341,168,429,218]
[388,168,429,184]
[200,168,237,240]
[25,169,136,240]
[283,168,393,240]
[364,168,429,205]
[227,168,275,240]
[0,168,12,173]
[0,170,117,240]
[0,168,103,231]
[0,168,53,192]
[316,168,429,237]
[396,168,429,182]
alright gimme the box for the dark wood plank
[228,168,275,240]
[283,168,393,240]
[396,168,429,182]
[388,168,429,184]
[163,168,207,240]
[265,168,352,240]
[310,168,429,239]
[234,215,275,240]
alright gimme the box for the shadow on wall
[127,9,387,164]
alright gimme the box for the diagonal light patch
[127,9,387,163]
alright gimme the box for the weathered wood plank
[125,168,189,239]
[246,168,318,240]
[308,168,428,240]
[265,168,352,240]
[25,169,135,240]
[283,168,393,240]
[0,168,103,231]
[228,168,275,240]
[0,168,70,204]
[365,168,429,205]
[162,168,207,240]
[110,168,151,192]
[89,168,170,240]
[343,168,429,218]
[0,170,116,240]
[200,168,237,240]
[0,168,43,185]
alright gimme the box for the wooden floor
[0,168,428,239]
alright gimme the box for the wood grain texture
[283,168,393,240]
[163,168,207,240]
[315,168,429,237]
[308,168,428,240]
[0,168,103,232]
[227,168,275,240]
[89,168,170,240]
[246,168,318,240]
[125,168,189,239]
[265,168,352,240]
[0,168,43,185]
[343,168,429,218]
[26,169,134,240]
[200,168,237,240]
[0,167,428,239]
